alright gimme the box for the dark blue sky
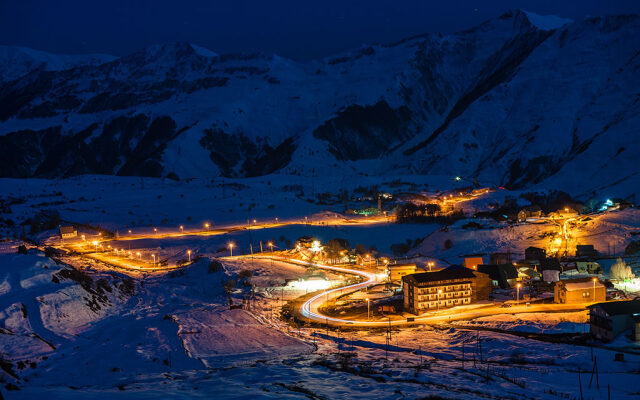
[1,0,639,59]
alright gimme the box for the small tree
[610,258,634,281]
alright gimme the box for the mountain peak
[520,10,573,30]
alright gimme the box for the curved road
[248,256,588,328]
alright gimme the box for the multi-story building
[402,266,492,314]
[588,299,640,342]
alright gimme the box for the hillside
[0,10,638,198]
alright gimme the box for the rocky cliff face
[0,10,638,196]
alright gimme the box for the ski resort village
[1,176,640,399]
[1,4,640,400]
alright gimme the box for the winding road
[247,256,588,328]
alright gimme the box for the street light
[516,283,521,305]
[180,225,184,233]
[228,243,234,257]
[81,234,85,241]
[366,298,371,321]
[268,241,274,252]
[428,261,435,271]
[592,277,597,301]
[187,250,191,262]
[136,252,141,259]
[128,229,132,234]
[204,223,209,231]
[92,241,98,251]
[154,227,157,235]
[151,254,156,266]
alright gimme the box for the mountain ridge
[0,10,638,198]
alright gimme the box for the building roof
[388,263,416,269]
[403,266,476,284]
[60,226,76,234]
[562,280,604,291]
[526,246,545,252]
[589,299,640,316]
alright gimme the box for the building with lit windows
[402,266,492,315]
[554,278,605,304]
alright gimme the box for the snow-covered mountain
[0,45,115,83]
[0,10,638,198]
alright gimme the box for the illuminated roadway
[247,256,589,328]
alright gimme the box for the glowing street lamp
[228,243,234,257]
[151,254,156,266]
[366,298,371,321]
[428,261,435,271]
[136,252,141,260]
[92,241,98,251]
[81,234,85,241]
[128,229,132,234]
[187,250,191,262]
[275,217,279,223]
[268,241,274,252]
[455,176,462,181]
[204,223,210,231]
[180,225,184,233]
[516,283,521,305]
[154,227,157,236]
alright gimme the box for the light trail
[247,256,589,327]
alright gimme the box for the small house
[576,244,599,258]
[576,261,602,274]
[588,299,640,342]
[477,263,518,289]
[540,257,562,282]
[554,278,605,304]
[59,226,77,239]
[525,247,546,262]
[388,263,421,282]
[518,205,542,222]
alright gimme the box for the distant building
[525,247,546,262]
[462,256,484,270]
[576,244,599,258]
[540,257,562,282]
[296,236,318,249]
[477,263,518,289]
[489,252,512,265]
[588,299,640,342]
[576,261,602,274]
[388,263,422,282]
[59,226,77,239]
[402,266,492,314]
[554,278,605,304]
[518,205,542,222]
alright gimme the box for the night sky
[2,0,639,59]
